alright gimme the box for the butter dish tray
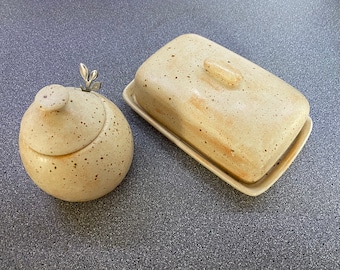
[123,34,313,196]
[123,82,312,196]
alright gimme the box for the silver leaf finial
[80,63,102,92]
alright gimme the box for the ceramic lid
[20,84,106,156]
[131,34,311,184]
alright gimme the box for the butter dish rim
[123,80,313,196]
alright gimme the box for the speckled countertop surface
[0,0,339,269]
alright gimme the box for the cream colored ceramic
[123,83,312,196]
[123,34,312,193]
[19,65,134,202]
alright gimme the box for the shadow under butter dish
[123,34,312,195]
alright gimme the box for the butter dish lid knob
[204,57,243,87]
[35,84,69,112]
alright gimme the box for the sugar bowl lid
[20,64,106,156]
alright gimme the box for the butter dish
[123,34,312,196]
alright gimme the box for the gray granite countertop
[0,0,339,269]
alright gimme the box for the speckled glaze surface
[133,34,310,184]
[19,85,134,202]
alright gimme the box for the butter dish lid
[20,84,106,156]
[133,34,311,183]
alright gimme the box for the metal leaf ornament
[89,70,98,81]
[80,63,102,92]
[79,63,89,82]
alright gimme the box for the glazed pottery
[19,64,134,202]
[123,34,312,195]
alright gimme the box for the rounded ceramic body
[19,86,133,202]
